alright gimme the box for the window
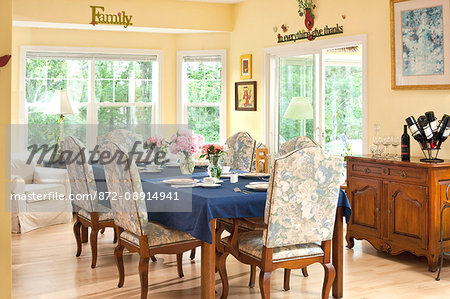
[22,47,161,148]
[264,35,367,156]
[178,50,226,143]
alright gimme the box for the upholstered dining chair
[225,131,257,171]
[217,147,343,299]
[278,135,319,156]
[97,129,145,161]
[61,136,117,268]
[101,141,202,299]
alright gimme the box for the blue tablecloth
[93,164,351,244]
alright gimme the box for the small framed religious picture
[235,81,257,111]
[240,54,252,80]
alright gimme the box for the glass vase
[208,154,223,179]
[179,152,195,175]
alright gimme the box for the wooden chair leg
[73,218,82,257]
[190,248,196,260]
[322,263,336,299]
[150,255,157,262]
[114,243,125,288]
[176,253,184,278]
[217,252,230,299]
[113,227,118,244]
[283,269,291,291]
[259,271,271,299]
[90,228,99,268]
[302,267,309,277]
[100,227,106,234]
[81,226,88,243]
[139,257,150,299]
[249,265,256,288]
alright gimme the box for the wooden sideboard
[346,156,450,271]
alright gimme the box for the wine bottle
[405,116,427,149]
[425,111,438,133]
[437,120,450,149]
[401,125,410,161]
[435,114,450,148]
[417,115,434,144]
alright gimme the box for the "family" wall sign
[90,6,133,28]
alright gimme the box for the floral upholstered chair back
[61,136,96,212]
[262,147,343,248]
[97,129,145,155]
[101,142,148,237]
[278,136,319,156]
[225,132,256,171]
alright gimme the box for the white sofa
[10,152,73,233]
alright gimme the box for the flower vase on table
[200,143,228,180]
[179,152,195,175]
[168,129,205,175]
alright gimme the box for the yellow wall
[1,0,12,297]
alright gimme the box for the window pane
[25,79,46,104]
[135,61,152,79]
[278,56,315,148]
[186,62,202,79]
[204,80,221,103]
[47,59,67,79]
[187,80,204,103]
[68,80,89,103]
[114,80,129,103]
[187,106,220,143]
[26,59,46,79]
[98,106,152,136]
[68,60,89,79]
[46,79,67,102]
[95,61,113,79]
[203,62,221,80]
[95,80,113,102]
[114,61,133,79]
[135,80,152,102]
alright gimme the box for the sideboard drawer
[349,163,383,176]
[386,166,427,184]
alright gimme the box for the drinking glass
[383,137,392,159]
[392,136,400,160]
[373,136,382,158]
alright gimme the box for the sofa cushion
[11,152,37,184]
[24,183,66,203]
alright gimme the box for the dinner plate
[140,169,162,173]
[162,178,199,185]
[199,183,221,188]
[239,172,271,178]
[245,183,268,191]
[202,179,224,184]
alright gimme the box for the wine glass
[373,136,382,158]
[392,136,400,160]
[383,137,392,159]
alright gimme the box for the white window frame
[263,34,368,154]
[177,50,227,143]
[19,46,163,150]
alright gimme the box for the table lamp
[46,89,78,144]
[283,96,313,136]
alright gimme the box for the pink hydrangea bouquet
[200,143,228,160]
[169,129,205,156]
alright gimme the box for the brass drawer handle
[401,171,407,178]
[364,167,371,174]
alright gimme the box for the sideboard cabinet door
[387,182,428,250]
[348,177,381,238]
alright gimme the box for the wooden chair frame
[217,220,335,299]
[114,227,202,299]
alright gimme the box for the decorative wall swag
[0,55,11,67]
[297,0,316,30]
[90,6,133,28]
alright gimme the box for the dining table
[92,164,351,299]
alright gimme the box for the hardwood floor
[11,222,450,299]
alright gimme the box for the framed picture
[235,81,257,111]
[240,54,252,80]
[391,0,450,89]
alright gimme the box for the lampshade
[283,97,313,120]
[46,90,78,115]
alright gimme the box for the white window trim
[177,49,227,143]
[262,34,368,154]
[19,46,163,150]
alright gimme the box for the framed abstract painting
[390,0,450,89]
